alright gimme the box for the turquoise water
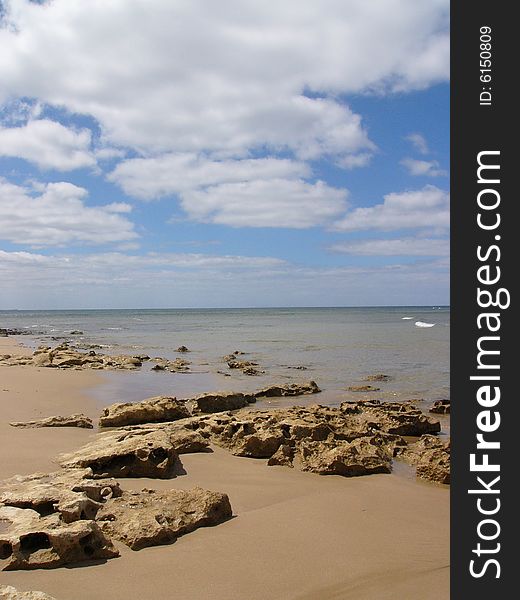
[1,307,449,406]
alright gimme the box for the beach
[0,335,449,600]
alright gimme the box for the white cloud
[329,237,449,256]
[109,154,310,200]
[334,185,449,231]
[0,178,137,247]
[179,179,348,228]
[0,119,96,170]
[0,249,449,309]
[400,158,447,177]
[405,133,429,155]
[0,0,448,161]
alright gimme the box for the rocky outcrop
[429,399,450,414]
[299,436,392,476]
[95,487,232,550]
[399,435,450,484]
[10,414,93,429]
[267,444,295,467]
[58,429,179,479]
[0,585,57,599]
[176,345,189,353]
[0,343,192,372]
[254,381,321,397]
[340,400,441,436]
[0,506,118,570]
[0,469,122,524]
[150,357,190,372]
[189,391,256,413]
[346,385,380,392]
[364,374,391,382]
[99,396,190,427]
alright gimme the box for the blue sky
[0,0,449,309]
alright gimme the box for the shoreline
[0,337,449,599]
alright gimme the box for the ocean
[0,306,450,408]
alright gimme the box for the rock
[299,437,392,477]
[0,506,119,570]
[150,358,190,372]
[99,396,190,427]
[347,385,381,392]
[254,381,321,397]
[69,330,83,335]
[10,414,93,429]
[287,365,308,370]
[0,585,57,599]
[267,444,295,467]
[429,399,450,414]
[400,435,450,484]
[231,429,286,458]
[176,345,189,353]
[0,469,122,524]
[95,487,232,551]
[227,360,257,369]
[190,391,256,413]
[242,366,262,376]
[340,400,441,436]
[58,429,178,479]
[364,374,391,382]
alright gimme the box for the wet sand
[0,337,449,600]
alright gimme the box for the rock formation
[254,381,321,397]
[99,396,190,427]
[0,585,57,599]
[9,415,93,429]
[95,487,232,550]
[429,399,450,414]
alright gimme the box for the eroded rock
[99,396,190,428]
[429,399,450,414]
[95,487,232,550]
[9,415,93,429]
[189,391,256,413]
[0,506,118,570]
[254,381,321,397]
[299,437,392,477]
[0,585,58,599]
[0,469,122,524]
[58,430,178,479]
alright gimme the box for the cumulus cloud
[179,179,348,228]
[0,178,137,247]
[328,237,449,256]
[0,119,96,170]
[0,0,448,160]
[109,154,311,200]
[333,185,449,232]
[400,158,447,177]
[405,133,429,155]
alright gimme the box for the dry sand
[0,337,449,600]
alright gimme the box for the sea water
[0,307,449,407]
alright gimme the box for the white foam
[415,321,435,328]
[401,317,414,320]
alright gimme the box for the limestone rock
[0,469,122,523]
[9,414,93,429]
[95,487,232,550]
[347,385,380,392]
[0,506,118,570]
[429,399,450,414]
[267,444,295,467]
[299,437,392,477]
[400,435,450,484]
[190,391,256,413]
[99,396,190,427]
[0,585,57,599]
[176,345,189,353]
[364,374,391,381]
[254,381,321,397]
[58,429,178,478]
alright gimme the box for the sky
[0,0,450,309]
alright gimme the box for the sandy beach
[0,337,449,600]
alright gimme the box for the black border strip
[451,2,513,596]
